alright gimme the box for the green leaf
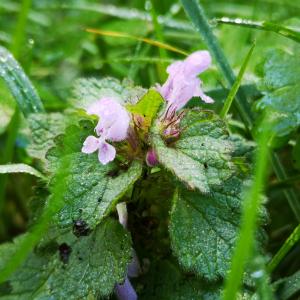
[71,77,146,110]
[274,270,300,300]
[152,110,241,194]
[169,184,245,281]
[0,46,44,116]
[140,260,220,300]
[0,219,132,299]
[255,49,300,137]
[26,113,66,165]
[47,122,143,229]
[127,88,164,130]
[0,164,46,180]
[56,155,142,229]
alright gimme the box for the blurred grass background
[0,0,299,282]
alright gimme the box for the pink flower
[82,98,130,165]
[156,50,213,112]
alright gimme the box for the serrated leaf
[0,219,132,299]
[152,110,239,194]
[26,113,66,164]
[0,46,44,116]
[0,164,46,180]
[170,184,247,281]
[56,155,142,229]
[140,260,220,300]
[255,49,300,137]
[71,77,146,110]
[47,122,143,229]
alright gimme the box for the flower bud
[146,149,159,167]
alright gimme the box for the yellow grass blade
[86,28,188,56]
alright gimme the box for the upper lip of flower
[156,50,214,114]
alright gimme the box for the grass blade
[220,42,255,119]
[10,0,32,59]
[0,136,71,283]
[180,0,253,130]
[223,121,271,300]
[267,223,300,273]
[86,28,188,56]
[149,0,168,81]
[0,163,46,180]
[44,3,192,31]
[180,0,300,222]
[0,109,20,239]
[0,47,44,116]
[215,18,300,44]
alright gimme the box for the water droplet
[0,55,7,63]
[28,38,35,46]
[144,0,152,11]
[251,270,264,278]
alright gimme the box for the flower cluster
[82,97,130,165]
[156,50,213,114]
[82,50,213,166]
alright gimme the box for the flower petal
[90,98,130,142]
[184,50,212,76]
[127,250,141,278]
[157,50,213,111]
[115,277,137,300]
[194,84,214,103]
[98,140,116,165]
[81,136,100,154]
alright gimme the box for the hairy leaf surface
[27,113,66,164]
[0,219,131,299]
[152,110,240,194]
[71,77,146,109]
[47,122,143,229]
[140,260,220,300]
[256,49,300,137]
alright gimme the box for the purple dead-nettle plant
[81,97,131,165]
[157,50,214,139]
[156,50,214,113]
[146,50,214,165]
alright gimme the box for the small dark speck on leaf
[106,169,119,178]
[204,163,208,169]
[59,243,72,264]
[73,219,91,237]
